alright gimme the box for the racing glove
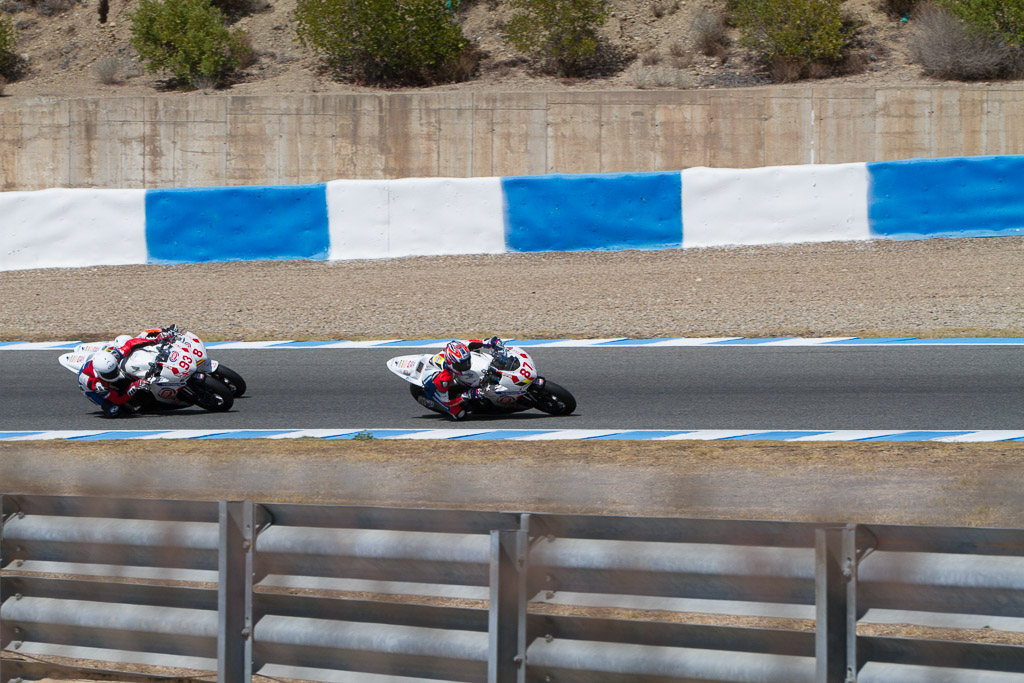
[156,325,178,342]
[485,336,504,349]
[126,379,148,397]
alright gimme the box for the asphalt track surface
[3,346,1023,431]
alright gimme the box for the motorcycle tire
[532,380,576,416]
[410,384,447,415]
[213,365,247,398]
[188,374,234,412]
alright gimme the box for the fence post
[0,495,6,683]
[489,514,529,683]
[816,523,868,683]
[816,526,850,682]
[842,524,866,678]
[219,500,254,683]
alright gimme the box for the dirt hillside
[3,0,1011,99]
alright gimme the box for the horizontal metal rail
[1,595,217,658]
[2,516,219,570]
[2,494,1023,683]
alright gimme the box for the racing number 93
[170,345,204,376]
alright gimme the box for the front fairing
[475,346,539,407]
[177,331,211,371]
[487,346,538,391]
[122,339,197,406]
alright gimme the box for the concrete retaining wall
[2,87,1024,191]
[3,156,1022,271]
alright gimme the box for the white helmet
[113,334,131,347]
[92,351,121,382]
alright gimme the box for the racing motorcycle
[58,326,245,414]
[387,342,576,418]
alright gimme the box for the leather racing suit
[78,336,162,418]
[421,338,505,420]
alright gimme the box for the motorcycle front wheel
[212,365,247,397]
[531,380,576,416]
[187,374,234,412]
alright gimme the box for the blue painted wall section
[867,155,1024,239]
[502,171,683,252]
[145,184,330,264]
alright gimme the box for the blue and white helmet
[443,341,472,375]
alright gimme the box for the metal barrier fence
[2,495,1024,682]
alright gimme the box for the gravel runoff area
[2,237,1023,342]
[2,235,1023,528]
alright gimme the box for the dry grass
[628,63,694,88]
[692,9,729,59]
[641,49,663,66]
[92,56,120,85]
[909,3,1017,80]
[769,55,805,82]
[652,0,679,19]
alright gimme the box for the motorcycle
[386,342,576,418]
[59,326,245,414]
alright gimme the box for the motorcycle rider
[77,329,173,418]
[421,337,506,420]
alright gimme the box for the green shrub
[731,0,854,81]
[504,0,610,77]
[129,0,248,89]
[293,0,475,86]
[0,14,16,79]
[934,0,1024,46]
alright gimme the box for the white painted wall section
[386,177,505,258]
[681,163,871,248]
[326,180,391,260]
[327,177,505,260]
[0,188,147,271]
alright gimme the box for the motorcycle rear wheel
[188,375,234,412]
[410,384,447,415]
[532,380,576,415]
[213,365,247,397]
